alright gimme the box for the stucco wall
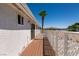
[35,29,43,39]
[45,30,79,56]
[0,4,32,56]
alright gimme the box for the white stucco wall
[0,4,32,56]
[35,29,43,39]
[45,30,79,56]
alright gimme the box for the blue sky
[27,3,79,28]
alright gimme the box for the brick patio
[43,37,55,56]
[20,37,55,56]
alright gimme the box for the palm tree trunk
[42,16,44,33]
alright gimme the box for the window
[22,17,24,25]
[18,15,21,24]
[18,15,24,25]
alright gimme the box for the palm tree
[39,10,47,33]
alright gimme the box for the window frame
[18,14,24,25]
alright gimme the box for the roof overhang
[8,3,39,27]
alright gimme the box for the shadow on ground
[43,37,56,56]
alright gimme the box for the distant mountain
[44,27,67,30]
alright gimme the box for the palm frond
[39,10,47,16]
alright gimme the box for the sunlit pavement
[20,37,55,56]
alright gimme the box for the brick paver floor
[20,37,55,56]
[43,37,56,56]
[20,39,43,56]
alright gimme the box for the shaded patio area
[43,37,55,56]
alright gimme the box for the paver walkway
[20,37,55,56]
[20,39,43,56]
[43,37,55,56]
